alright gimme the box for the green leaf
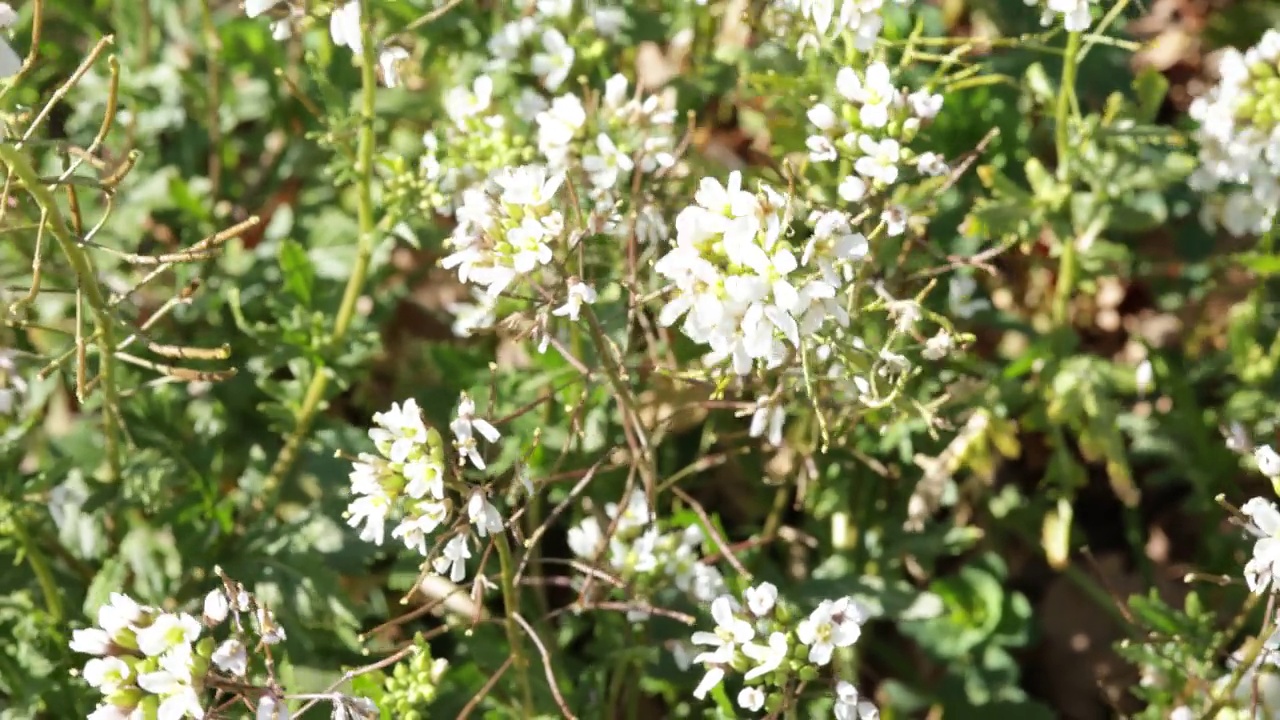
[278,239,316,307]
[82,558,128,619]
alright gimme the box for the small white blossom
[433,534,472,582]
[1258,446,1280,479]
[531,29,574,90]
[738,686,766,712]
[450,393,501,470]
[749,398,786,447]
[378,46,410,88]
[212,638,248,676]
[796,599,862,665]
[203,589,229,626]
[329,1,361,54]
[745,581,778,617]
[467,491,504,538]
[834,680,879,720]
[742,631,788,680]
[552,280,598,321]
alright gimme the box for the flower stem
[261,0,380,496]
[495,532,535,712]
[0,144,121,481]
[1051,30,1081,328]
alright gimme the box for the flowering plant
[8,0,1280,718]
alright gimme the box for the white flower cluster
[1189,30,1280,237]
[1024,0,1096,31]
[486,2,629,86]
[576,73,679,191]
[689,583,877,717]
[441,165,570,301]
[70,588,288,720]
[806,60,945,207]
[567,490,727,613]
[774,0,913,51]
[654,171,867,375]
[345,396,506,583]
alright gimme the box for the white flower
[881,205,908,237]
[257,695,290,720]
[748,399,785,447]
[203,589,229,626]
[245,0,283,17]
[1135,359,1153,396]
[270,19,292,41]
[836,63,896,128]
[854,136,900,185]
[592,8,629,37]
[737,686,766,711]
[552,280,598,321]
[915,152,948,176]
[467,491,504,538]
[98,592,145,637]
[347,491,392,545]
[742,631,788,680]
[948,275,990,318]
[369,399,427,464]
[1035,0,1094,31]
[536,0,573,18]
[70,628,112,656]
[531,29,574,90]
[1257,446,1280,479]
[390,502,448,555]
[691,595,755,659]
[135,613,201,658]
[1243,496,1280,593]
[82,656,131,693]
[329,1,361,54]
[378,46,410,88]
[808,102,839,131]
[834,680,879,720]
[446,75,494,126]
[807,134,839,162]
[568,517,602,558]
[583,133,634,189]
[745,581,778,616]
[433,534,472,582]
[796,599,861,665]
[212,638,248,676]
[255,607,287,644]
[922,331,954,360]
[693,666,726,700]
[839,175,867,202]
[451,393,501,470]
[404,457,445,500]
[536,94,586,165]
[606,489,652,533]
[907,89,944,120]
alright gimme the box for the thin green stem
[1197,606,1273,720]
[11,514,63,624]
[0,145,121,480]
[261,0,380,495]
[495,532,535,712]
[1051,30,1082,328]
[581,305,658,496]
